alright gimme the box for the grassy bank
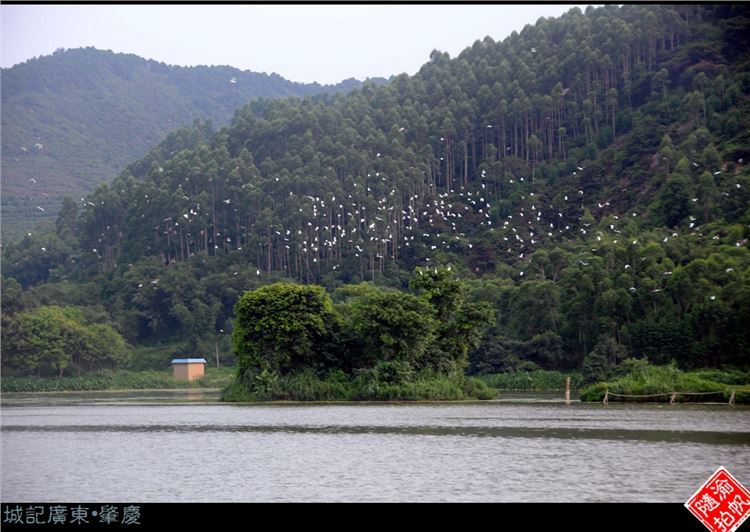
[222,370,496,402]
[476,370,582,391]
[125,341,234,371]
[579,365,750,404]
[1,367,235,393]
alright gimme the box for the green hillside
[2,5,749,381]
[1,47,374,241]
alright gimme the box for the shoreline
[0,387,225,396]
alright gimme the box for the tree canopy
[1,47,376,241]
[233,283,338,375]
[231,268,494,398]
[3,5,749,378]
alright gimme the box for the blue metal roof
[171,358,207,364]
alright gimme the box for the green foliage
[1,305,130,377]
[227,269,496,400]
[433,299,494,369]
[373,360,414,385]
[125,343,187,371]
[1,367,234,393]
[581,335,628,384]
[478,370,583,391]
[688,368,750,386]
[233,283,339,375]
[469,329,567,373]
[55,196,78,243]
[581,350,613,386]
[342,284,436,367]
[658,173,692,228]
[2,231,73,287]
[2,5,750,389]
[411,266,494,373]
[2,47,371,240]
[222,370,495,402]
[579,360,749,403]
[1,277,31,314]
[411,266,462,320]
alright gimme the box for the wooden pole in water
[670,392,676,405]
[729,390,736,406]
[603,390,609,404]
[565,376,571,404]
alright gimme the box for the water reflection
[3,423,749,445]
[1,388,222,406]
[2,392,749,502]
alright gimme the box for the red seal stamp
[685,467,750,532]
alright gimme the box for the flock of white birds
[24,143,743,299]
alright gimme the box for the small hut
[171,358,207,381]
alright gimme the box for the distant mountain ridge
[1,47,380,241]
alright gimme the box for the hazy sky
[2,5,592,84]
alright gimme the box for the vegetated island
[579,358,750,404]
[223,269,496,401]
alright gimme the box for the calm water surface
[2,390,749,502]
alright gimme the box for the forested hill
[1,47,376,241]
[3,5,750,375]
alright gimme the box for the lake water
[2,390,749,502]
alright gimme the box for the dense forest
[2,4,749,384]
[1,47,378,240]
[226,274,495,400]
